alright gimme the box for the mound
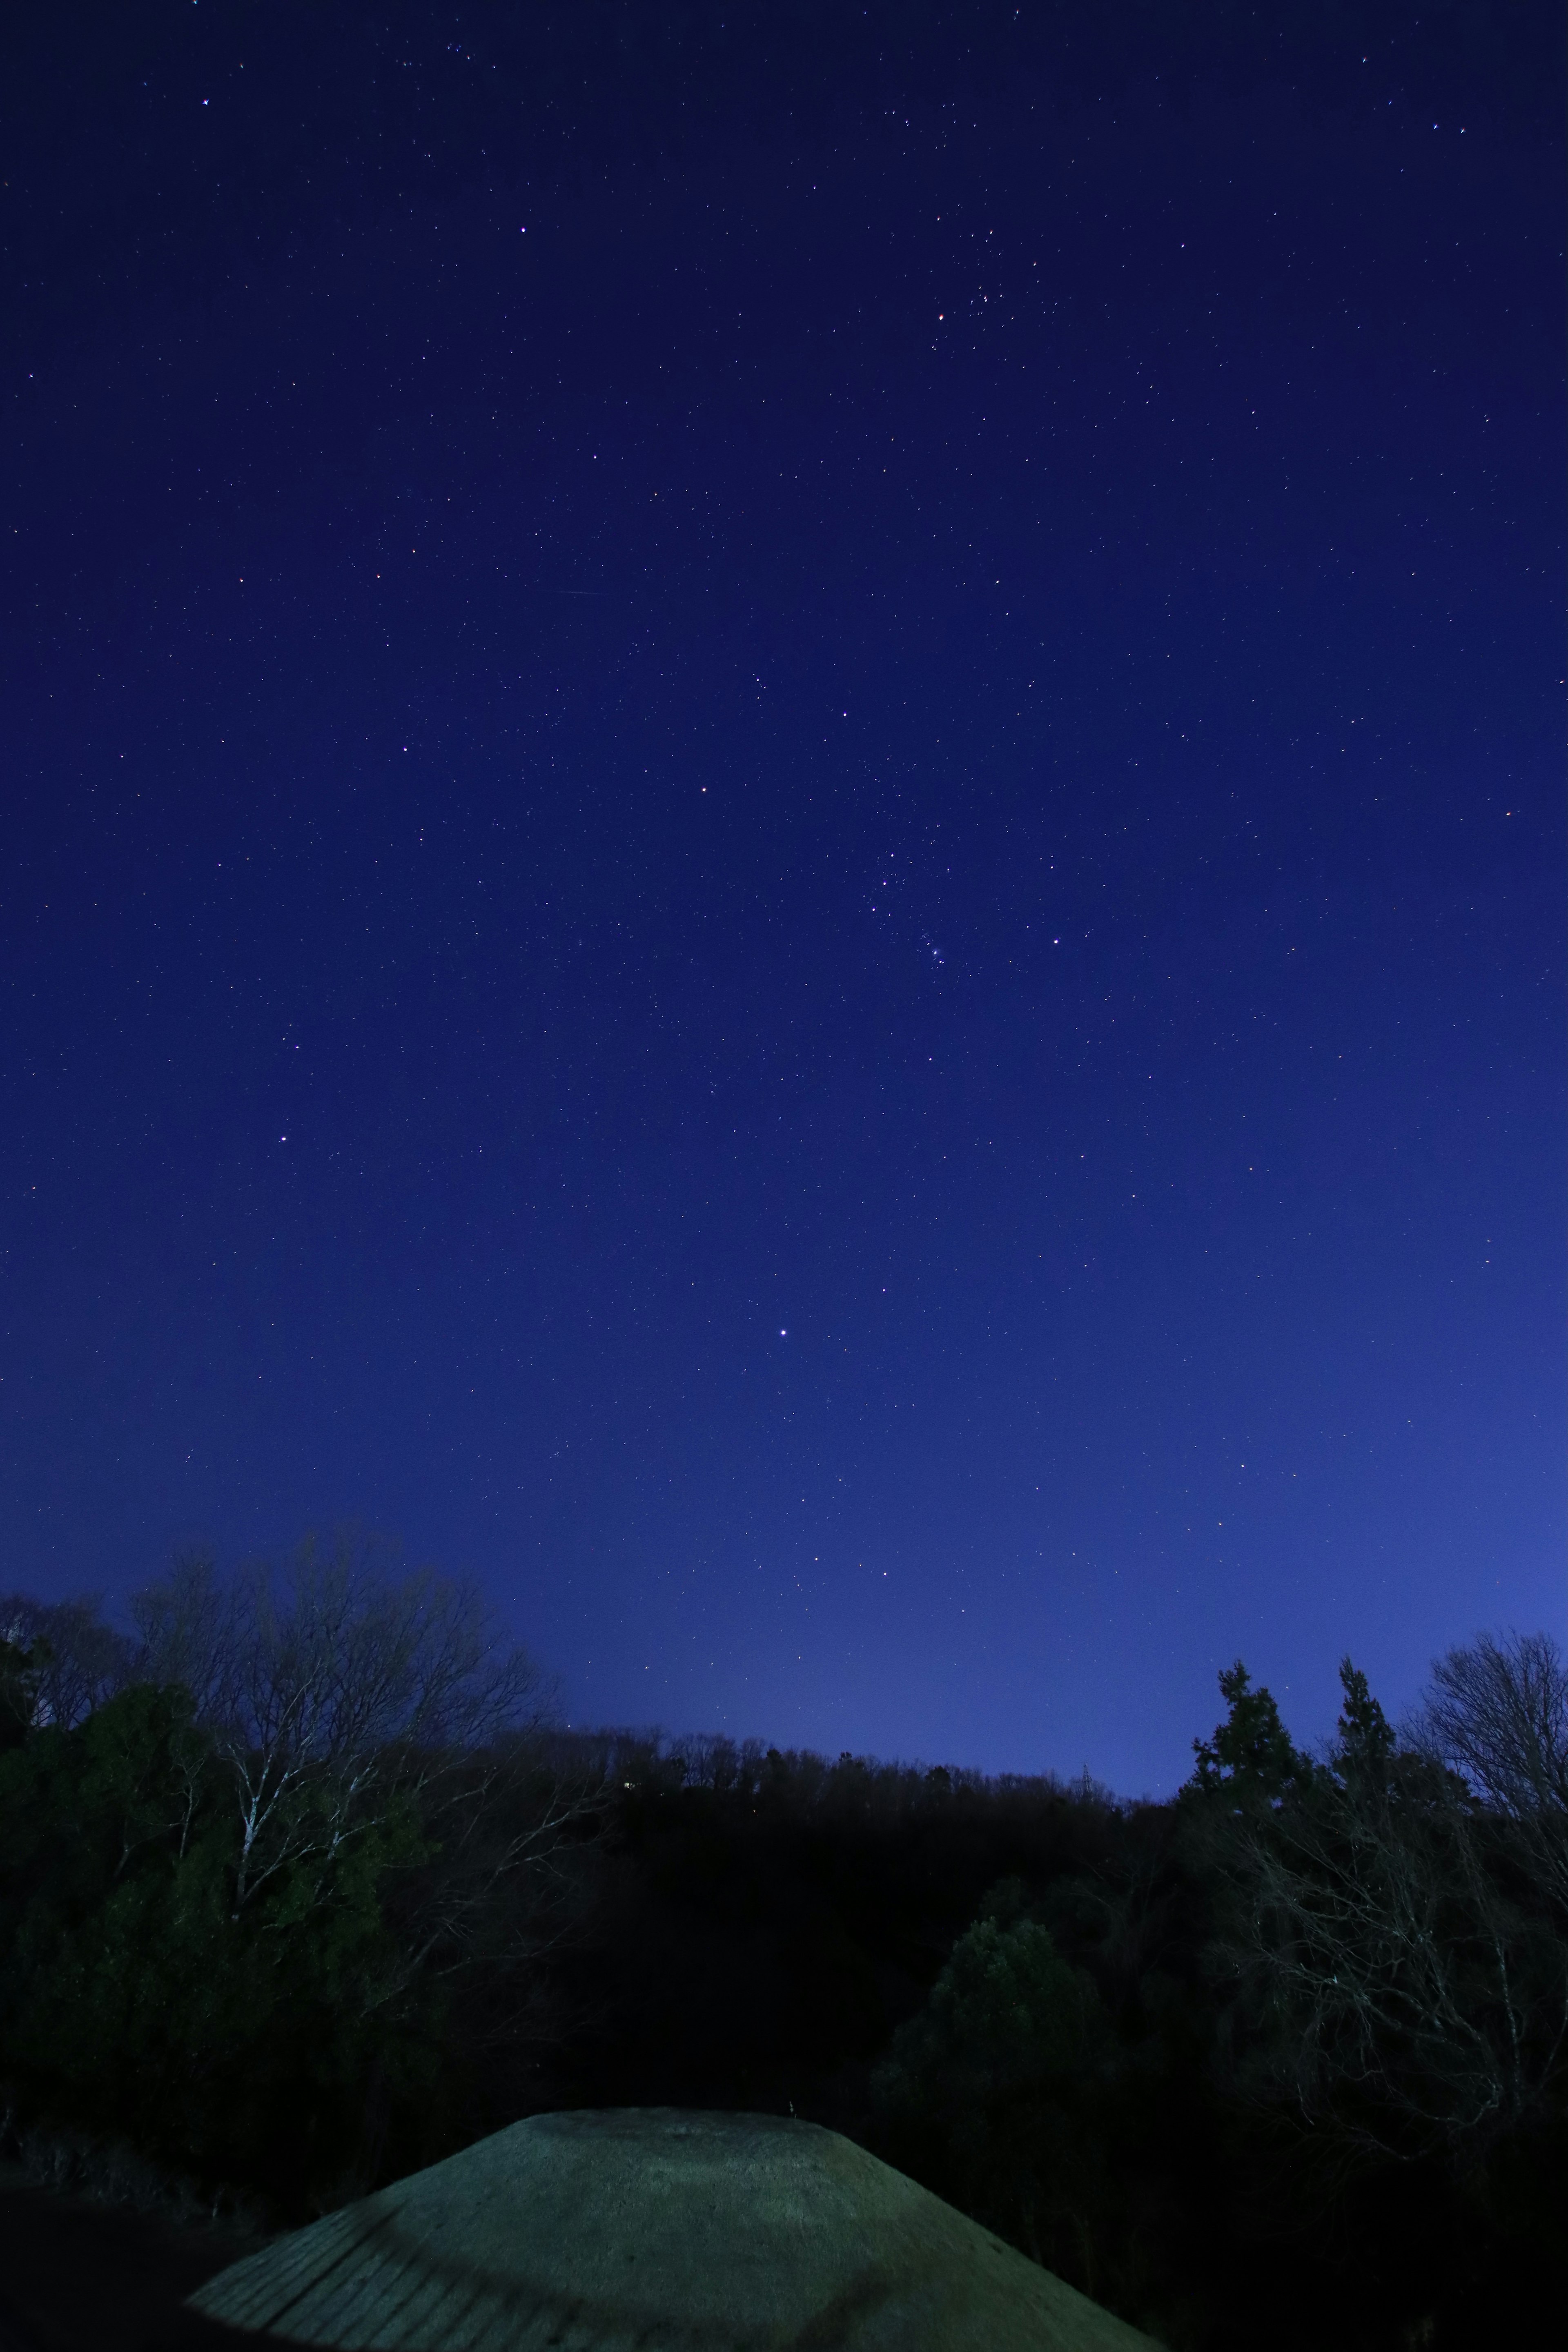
[189,2108,1162,2351]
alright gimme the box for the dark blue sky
[4,3,1562,1793]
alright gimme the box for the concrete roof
[188,2108,1163,2351]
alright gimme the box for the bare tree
[129,1532,580,1917]
[1408,1629,1568,1920]
[381,1727,615,2047]
[1209,1647,1568,2173]
[0,1594,132,1730]
[1222,1771,1561,2160]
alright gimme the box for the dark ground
[0,2166,270,2352]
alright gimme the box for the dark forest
[1,1546,1561,2352]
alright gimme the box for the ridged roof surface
[189,2107,1164,2352]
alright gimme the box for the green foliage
[0,1682,205,1925]
[584,1683,1565,2349]
[0,1683,448,2206]
[0,1591,1561,2349]
[881,1913,1105,2096]
[1204,1653,1568,2182]
[1332,1657,1395,1781]
[0,1635,43,1751]
[873,1914,1120,2297]
[1188,1660,1307,1802]
[0,1555,608,2218]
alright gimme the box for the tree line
[1,1539,1563,2351]
[0,1537,610,2204]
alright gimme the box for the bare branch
[130,1530,560,1913]
[0,1593,133,1729]
[1406,1629,1568,1920]
[1207,1650,1568,2174]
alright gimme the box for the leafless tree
[129,1531,601,1920]
[381,1727,615,2045]
[1407,1629,1568,1920]
[1209,1638,1568,2174]
[0,1593,132,1729]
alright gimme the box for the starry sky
[3,3,1562,1793]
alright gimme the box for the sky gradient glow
[3,3,1562,1793]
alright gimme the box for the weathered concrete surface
[189,2109,1162,2351]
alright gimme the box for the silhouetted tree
[0,1595,131,1732]
[1188,1660,1310,1805]
[873,1905,1120,2301]
[1208,1650,1568,2170]
[129,1533,555,1915]
[0,1538,612,2207]
[1410,1629,1568,1918]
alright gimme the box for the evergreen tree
[1189,1661,1307,1802]
[1331,1657,1395,1782]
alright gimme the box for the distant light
[780,1329,786,1337]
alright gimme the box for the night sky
[4,4,1562,1794]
